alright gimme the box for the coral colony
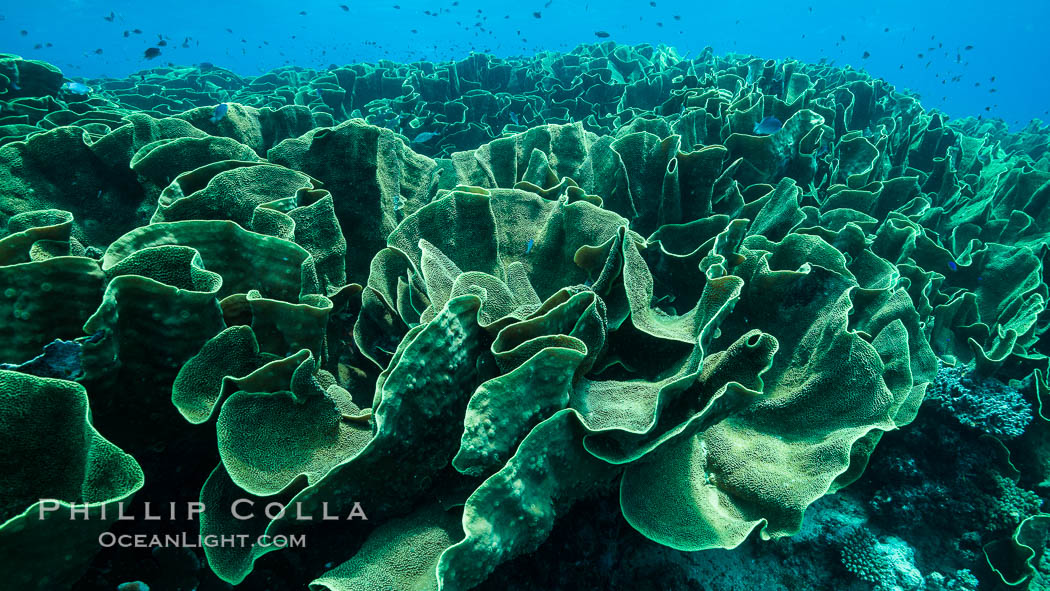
[1,43,1049,590]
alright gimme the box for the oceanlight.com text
[98,532,307,549]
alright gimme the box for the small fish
[947,261,957,272]
[340,4,349,10]
[508,111,519,125]
[594,31,610,38]
[61,81,92,95]
[103,11,115,22]
[209,103,229,123]
[525,239,534,254]
[143,47,161,59]
[315,88,323,98]
[862,51,871,59]
[411,131,439,144]
[753,116,782,135]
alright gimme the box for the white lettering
[231,499,254,520]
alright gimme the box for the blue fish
[61,81,92,95]
[0,338,84,380]
[411,131,440,144]
[947,261,958,272]
[209,103,229,124]
[315,88,323,99]
[753,116,783,135]
[508,111,519,125]
[525,238,534,254]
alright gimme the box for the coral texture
[0,43,1048,590]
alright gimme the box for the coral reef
[928,363,1033,439]
[0,42,1048,590]
[840,529,924,591]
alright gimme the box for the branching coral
[928,364,1034,439]
[840,529,924,591]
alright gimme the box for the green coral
[985,515,1050,587]
[0,370,144,589]
[310,505,463,591]
[982,475,1045,535]
[0,41,1047,591]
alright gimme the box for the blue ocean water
[2,0,1048,128]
